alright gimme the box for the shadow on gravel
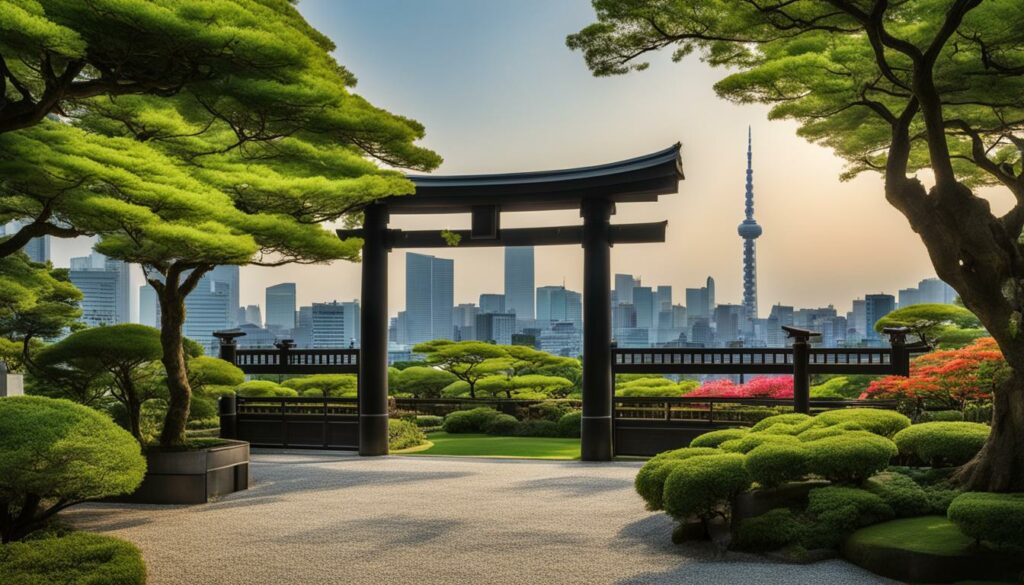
[616,559,895,585]
[272,514,466,548]
[507,475,635,496]
[614,515,678,553]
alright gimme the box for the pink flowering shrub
[687,376,794,399]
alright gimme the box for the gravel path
[67,451,898,585]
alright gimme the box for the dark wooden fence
[220,396,359,450]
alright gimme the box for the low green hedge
[388,419,427,450]
[892,422,990,467]
[441,408,502,433]
[556,411,582,438]
[0,531,146,585]
[513,419,560,437]
[796,422,864,442]
[719,432,800,454]
[734,508,805,551]
[865,472,933,517]
[745,442,808,488]
[414,415,444,428]
[750,413,812,432]
[948,492,1024,548]
[635,447,720,510]
[483,414,519,436]
[662,453,750,521]
[811,408,910,437]
[804,486,894,547]
[689,428,748,448]
[804,432,897,484]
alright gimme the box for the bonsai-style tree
[0,396,145,542]
[34,324,165,440]
[875,304,984,348]
[0,253,81,372]
[413,341,509,399]
[393,367,457,399]
[282,374,359,398]
[569,0,1024,491]
[187,356,245,397]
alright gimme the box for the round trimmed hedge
[797,422,864,442]
[744,442,809,488]
[804,432,897,484]
[948,492,1024,548]
[865,472,932,518]
[734,507,805,551]
[689,428,748,448]
[441,407,501,433]
[557,411,582,438]
[388,419,427,450]
[750,413,812,432]
[662,453,750,521]
[483,413,519,436]
[804,486,894,547]
[811,408,910,437]
[892,421,990,467]
[0,532,146,585]
[635,447,719,510]
[719,432,800,454]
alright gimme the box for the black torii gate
[339,144,685,460]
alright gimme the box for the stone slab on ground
[68,451,898,585]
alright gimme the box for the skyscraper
[633,286,654,328]
[1,221,50,264]
[865,294,896,343]
[312,301,360,348]
[738,127,763,320]
[614,274,640,305]
[405,252,454,344]
[685,277,715,321]
[265,283,297,332]
[139,285,158,327]
[504,247,534,320]
[536,285,582,325]
[479,294,505,314]
[69,252,130,327]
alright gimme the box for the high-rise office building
[848,299,867,337]
[536,286,582,325]
[479,293,505,314]
[453,303,479,340]
[614,274,640,305]
[714,304,747,343]
[69,252,130,327]
[265,283,297,332]
[139,285,158,327]
[864,294,896,342]
[242,304,262,327]
[311,301,359,348]
[899,277,957,307]
[738,127,763,320]
[182,273,232,353]
[633,286,654,328]
[405,252,454,344]
[0,221,50,264]
[504,247,534,320]
[685,276,715,321]
[655,286,672,328]
[475,312,515,345]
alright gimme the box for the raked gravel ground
[67,451,899,585]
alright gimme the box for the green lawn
[397,432,581,459]
[847,516,974,556]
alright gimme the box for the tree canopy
[874,303,985,347]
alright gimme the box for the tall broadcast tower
[737,126,762,321]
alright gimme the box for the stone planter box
[121,440,250,505]
[0,371,24,396]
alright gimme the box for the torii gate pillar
[581,197,614,461]
[359,203,390,455]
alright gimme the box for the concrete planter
[122,440,250,505]
[0,371,24,397]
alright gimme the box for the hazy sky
[52,0,1015,318]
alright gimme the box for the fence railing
[612,396,897,424]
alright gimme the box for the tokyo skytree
[737,127,762,321]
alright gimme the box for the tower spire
[738,126,762,323]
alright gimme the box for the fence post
[883,327,911,376]
[275,338,295,371]
[784,326,816,415]
[213,329,246,365]
[219,394,237,439]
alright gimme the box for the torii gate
[340,144,685,461]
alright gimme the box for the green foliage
[414,341,508,399]
[796,423,864,442]
[387,419,427,451]
[528,400,574,422]
[634,447,726,511]
[281,374,357,398]
[513,419,560,437]
[804,432,898,484]
[483,414,519,436]
[750,413,812,432]
[688,428,748,448]
[811,408,911,438]
[441,407,501,434]
[892,422,990,467]
[0,255,81,372]
[948,492,1024,548]
[414,415,444,429]
[810,377,867,400]
[235,380,297,398]
[392,367,457,399]
[865,472,933,518]
[662,454,751,521]
[719,432,800,454]
[745,442,809,488]
[0,396,145,542]
[734,508,806,551]
[804,487,894,548]
[875,304,983,347]
[924,485,961,515]
[556,410,582,438]
[616,376,688,397]
[188,356,244,393]
[0,532,146,584]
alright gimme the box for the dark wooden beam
[335,221,667,249]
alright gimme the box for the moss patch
[848,516,972,556]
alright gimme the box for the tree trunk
[157,287,192,447]
[954,370,1024,491]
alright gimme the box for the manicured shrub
[745,442,809,488]
[719,432,800,454]
[388,418,427,450]
[513,419,560,437]
[635,448,719,511]
[804,486,894,548]
[529,400,574,422]
[557,411,582,438]
[760,423,801,435]
[924,485,960,515]
[0,532,146,584]
[811,408,910,437]
[865,472,931,517]
[662,454,751,521]
[948,492,1024,548]
[892,421,990,467]
[0,396,146,542]
[414,415,444,428]
[804,432,897,484]
[921,410,964,422]
[734,508,806,551]
[689,428,748,448]
[441,407,501,433]
[751,413,812,432]
[235,380,297,397]
[483,414,519,436]
[797,422,864,442]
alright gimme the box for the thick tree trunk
[954,369,1024,491]
[157,289,191,447]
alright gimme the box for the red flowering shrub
[861,337,1003,415]
[688,376,794,399]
